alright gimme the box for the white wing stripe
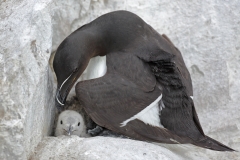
[120,94,164,128]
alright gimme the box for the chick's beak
[67,125,73,136]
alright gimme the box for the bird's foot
[98,130,128,138]
[88,126,104,136]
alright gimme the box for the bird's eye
[60,120,63,124]
[78,122,80,126]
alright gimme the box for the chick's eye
[78,122,80,126]
[60,120,63,124]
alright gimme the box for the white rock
[1,0,240,160]
[31,136,183,160]
[0,0,55,159]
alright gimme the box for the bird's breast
[67,56,107,101]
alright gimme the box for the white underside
[67,56,107,100]
[79,56,107,81]
[120,94,165,128]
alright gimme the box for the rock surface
[0,0,55,160]
[0,0,240,160]
[31,136,183,160]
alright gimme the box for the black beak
[55,88,66,112]
[55,71,77,112]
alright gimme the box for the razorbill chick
[55,110,88,137]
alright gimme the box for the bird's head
[55,110,85,136]
[53,36,89,111]
[53,30,104,111]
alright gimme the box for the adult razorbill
[53,10,234,151]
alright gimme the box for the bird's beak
[55,71,77,112]
[55,88,66,112]
[67,125,73,136]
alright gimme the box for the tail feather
[193,136,235,151]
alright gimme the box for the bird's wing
[76,72,195,144]
[106,52,157,92]
[76,72,161,127]
[136,33,205,140]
